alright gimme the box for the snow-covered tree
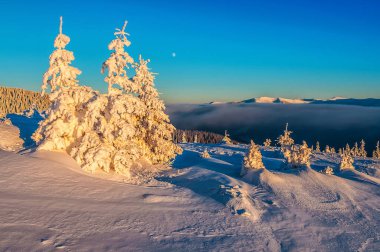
[241,140,265,175]
[201,149,211,158]
[264,139,271,148]
[323,166,334,175]
[101,21,136,94]
[284,141,312,169]
[181,132,187,143]
[315,141,321,152]
[133,55,182,164]
[359,139,367,157]
[338,148,343,155]
[325,145,331,153]
[373,141,380,159]
[221,130,232,145]
[277,123,294,148]
[352,142,359,157]
[41,17,81,95]
[340,146,354,171]
[330,147,336,154]
[194,134,198,143]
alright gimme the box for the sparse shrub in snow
[277,123,294,148]
[241,140,265,175]
[323,166,334,175]
[34,19,181,181]
[315,141,321,152]
[284,141,312,169]
[221,130,232,145]
[263,139,271,148]
[201,149,211,158]
[340,147,354,171]
[373,141,380,159]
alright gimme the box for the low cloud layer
[167,103,380,152]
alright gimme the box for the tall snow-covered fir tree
[315,141,321,152]
[241,140,265,175]
[33,17,97,152]
[40,17,81,95]
[194,134,198,143]
[181,132,187,143]
[133,55,182,164]
[359,139,367,157]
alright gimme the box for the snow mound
[0,123,24,151]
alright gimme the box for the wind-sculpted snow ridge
[0,142,379,250]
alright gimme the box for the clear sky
[0,0,379,103]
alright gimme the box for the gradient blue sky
[0,0,379,103]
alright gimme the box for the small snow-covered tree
[323,166,334,175]
[194,134,198,143]
[338,148,343,155]
[241,140,265,175]
[221,130,232,145]
[277,123,294,148]
[201,149,211,158]
[373,141,380,159]
[351,142,359,157]
[325,145,331,153]
[330,147,336,154]
[340,147,354,171]
[133,55,182,164]
[284,141,312,169]
[181,132,187,143]
[359,139,367,157]
[41,17,81,95]
[264,139,271,148]
[315,141,321,152]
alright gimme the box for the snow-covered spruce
[315,141,321,152]
[263,139,271,148]
[277,123,294,148]
[283,141,312,169]
[241,140,265,176]
[340,147,355,171]
[221,130,232,145]
[201,149,211,158]
[323,166,334,175]
[373,141,380,159]
[34,19,181,180]
[181,132,187,143]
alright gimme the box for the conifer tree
[359,139,367,157]
[315,141,321,152]
[340,147,354,171]
[41,17,81,95]
[264,139,271,148]
[323,166,334,175]
[284,141,312,169]
[133,55,182,164]
[373,141,380,159]
[201,149,211,158]
[352,142,359,157]
[181,132,187,143]
[325,145,331,153]
[277,123,294,147]
[221,130,232,145]
[241,140,265,175]
[330,147,336,154]
[194,134,198,143]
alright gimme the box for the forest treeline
[0,86,50,117]
[174,129,239,144]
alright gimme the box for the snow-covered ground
[0,137,379,251]
[0,123,24,151]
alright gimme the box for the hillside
[0,86,50,117]
[0,142,379,251]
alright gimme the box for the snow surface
[0,140,379,251]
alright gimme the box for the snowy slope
[0,143,379,251]
[0,123,24,151]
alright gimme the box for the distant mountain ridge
[209,96,380,107]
